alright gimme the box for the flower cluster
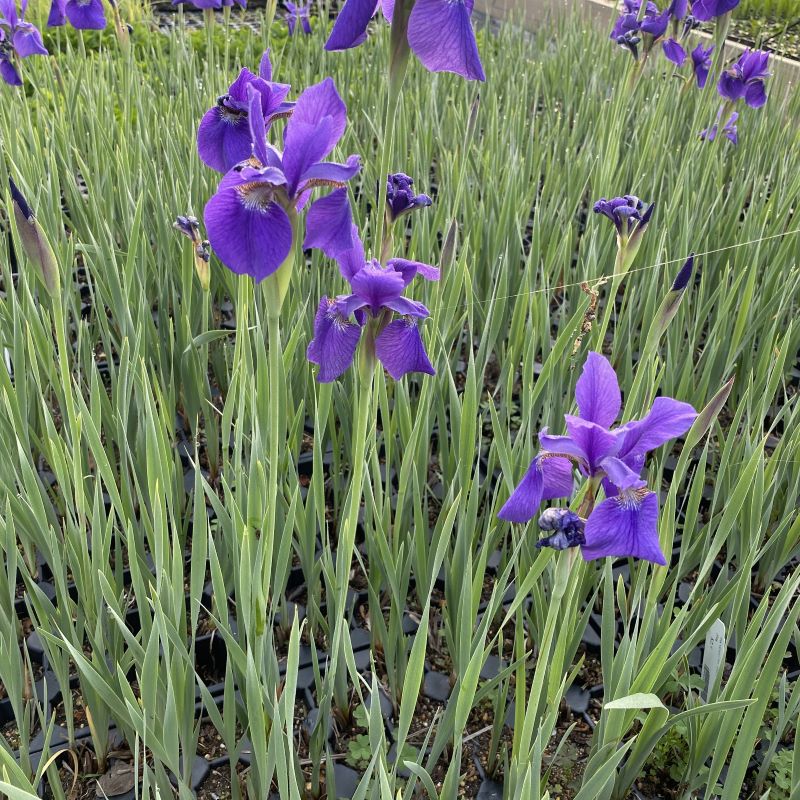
[0,0,47,86]
[326,0,485,81]
[610,0,686,60]
[498,352,697,565]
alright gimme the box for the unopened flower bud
[9,178,60,296]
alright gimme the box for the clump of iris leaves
[1,4,800,800]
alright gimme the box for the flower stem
[263,309,283,605]
[332,366,374,714]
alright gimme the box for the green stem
[332,368,374,714]
[593,247,626,352]
[264,310,282,607]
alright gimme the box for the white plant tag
[702,619,726,700]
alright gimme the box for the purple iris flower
[326,0,485,81]
[47,0,107,29]
[700,110,738,144]
[691,43,714,87]
[307,233,439,382]
[718,49,770,108]
[691,0,740,21]
[0,0,47,85]
[498,352,696,565]
[285,1,311,34]
[204,78,360,283]
[386,173,432,223]
[197,50,292,174]
[593,195,654,238]
[662,38,686,66]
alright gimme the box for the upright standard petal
[325,0,377,50]
[204,179,293,282]
[247,83,271,166]
[303,188,356,259]
[307,297,362,382]
[349,263,406,313]
[616,396,697,462]
[65,0,106,29]
[258,48,272,80]
[498,455,573,523]
[575,352,621,428]
[375,319,435,380]
[407,0,486,81]
[563,416,619,474]
[333,225,366,280]
[582,491,665,565]
[285,77,347,164]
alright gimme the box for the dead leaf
[95,761,135,798]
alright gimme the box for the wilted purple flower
[498,352,696,564]
[197,51,292,174]
[47,0,106,29]
[204,78,360,282]
[535,508,586,551]
[700,109,738,144]
[307,235,439,382]
[691,43,714,87]
[691,0,739,21]
[718,49,770,108]
[385,173,432,223]
[326,0,485,81]
[285,1,311,34]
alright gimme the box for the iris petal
[582,491,665,564]
[407,0,485,81]
[375,319,435,380]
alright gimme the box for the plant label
[702,619,726,701]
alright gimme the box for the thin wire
[442,225,800,312]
